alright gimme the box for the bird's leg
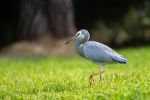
[89,73,99,86]
[99,65,103,83]
[89,65,104,86]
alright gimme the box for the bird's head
[65,29,90,44]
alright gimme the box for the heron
[65,29,127,85]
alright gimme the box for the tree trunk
[18,0,75,40]
[18,0,49,40]
[49,0,76,38]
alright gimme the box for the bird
[65,29,127,86]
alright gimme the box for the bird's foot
[89,74,95,86]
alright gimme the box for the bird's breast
[75,44,84,57]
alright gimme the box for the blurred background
[0,0,150,56]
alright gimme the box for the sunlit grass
[0,46,150,99]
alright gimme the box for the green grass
[0,46,150,100]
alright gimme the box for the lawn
[0,46,150,100]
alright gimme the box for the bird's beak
[65,35,77,45]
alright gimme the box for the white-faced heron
[65,29,127,85]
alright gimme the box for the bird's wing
[83,41,127,63]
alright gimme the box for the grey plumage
[72,29,127,64]
[65,29,127,85]
[82,41,127,64]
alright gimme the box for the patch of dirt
[0,36,76,56]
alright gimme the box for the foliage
[122,0,150,41]
[0,46,150,99]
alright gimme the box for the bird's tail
[112,55,128,64]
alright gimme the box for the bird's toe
[89,75,94,86]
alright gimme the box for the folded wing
[83,41,127,64]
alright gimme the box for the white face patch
[77,31,84,39]
[79,33,84,38]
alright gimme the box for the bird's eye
[77,33,80,36]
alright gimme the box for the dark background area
[0,0,149,49]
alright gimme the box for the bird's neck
[75,43,84,57]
